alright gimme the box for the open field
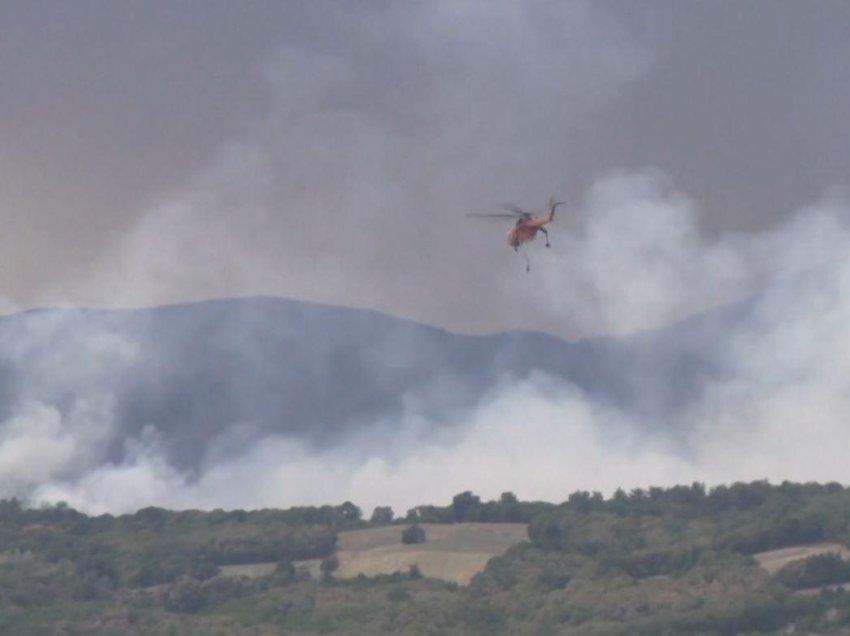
[214,532,850,590]
[753,542,850,574]
[298,523,529,585]
[218,562,278,579]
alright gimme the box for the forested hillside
[5,481,850,634]
[0,296,733,488]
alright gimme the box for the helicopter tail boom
[547,196,565,222]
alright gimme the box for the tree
[370,506,394,525]
[338,501,362,524]
[165,576,204,613]
[451,491,481,522]
[275,559,296,581]
[0,497,22,523]
[320,554,340,581]
[777,553,850,589]
[566,490,603,513]
[402,524,426,545]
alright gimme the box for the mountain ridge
[0,295,744,495]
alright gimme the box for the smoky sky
[1,1,849,338]
[3,2,850,514]
[10,173,850,515]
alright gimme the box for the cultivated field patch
[300,523,528,585]
[753,543,850,574]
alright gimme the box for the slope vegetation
[4,481,850,634]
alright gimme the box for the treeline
[530,480,850,558]
[404,491,554,524]
[555,479,844,519]
[395,481,845,529]
[0,497,365,531]
[0,498,343,596]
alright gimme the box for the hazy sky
[4,1,850,512]
[2,0,850,338]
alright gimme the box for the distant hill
[0,296,746,487]
[2,481,850,634]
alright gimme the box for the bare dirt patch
[753,543,850,575]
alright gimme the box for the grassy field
[753,542,850,574]
[292,522,528,584]
[212,527,850,593]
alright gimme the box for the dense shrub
[777,553,850,590]
[401,524,426,545]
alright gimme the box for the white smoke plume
[2,2,849,515]
[16,173,850,515]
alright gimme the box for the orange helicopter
[468,196,565,271]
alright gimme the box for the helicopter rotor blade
[502,205,531,217]
[465,212,527,219]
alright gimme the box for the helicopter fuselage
[507,215,551,248]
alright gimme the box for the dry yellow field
[224,533,849,589]
[753,543,850,575]
[299,522,529,585]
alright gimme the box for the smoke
[32,378,690,515]
[3,3,850,514]
[0,399,114,494]
[50,143,277,308]
[33,1,653,339]
[539,170,751,335]
[14,173,850,515]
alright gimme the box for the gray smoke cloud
[30,1,652,341]
[25,0,841,339]
[14,173,850,515]
[2,2,850,513]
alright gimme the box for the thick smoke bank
[37,2,654,339]
[2,3,849,515]
[1,173,849,514]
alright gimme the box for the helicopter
[467,196,565,271]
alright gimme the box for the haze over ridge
[0,265,846,515]
[0,1,848,339]
[1,2,849,513]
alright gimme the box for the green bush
[777,553,850,590]
[321,554,340,581]
[401,524,426,545]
